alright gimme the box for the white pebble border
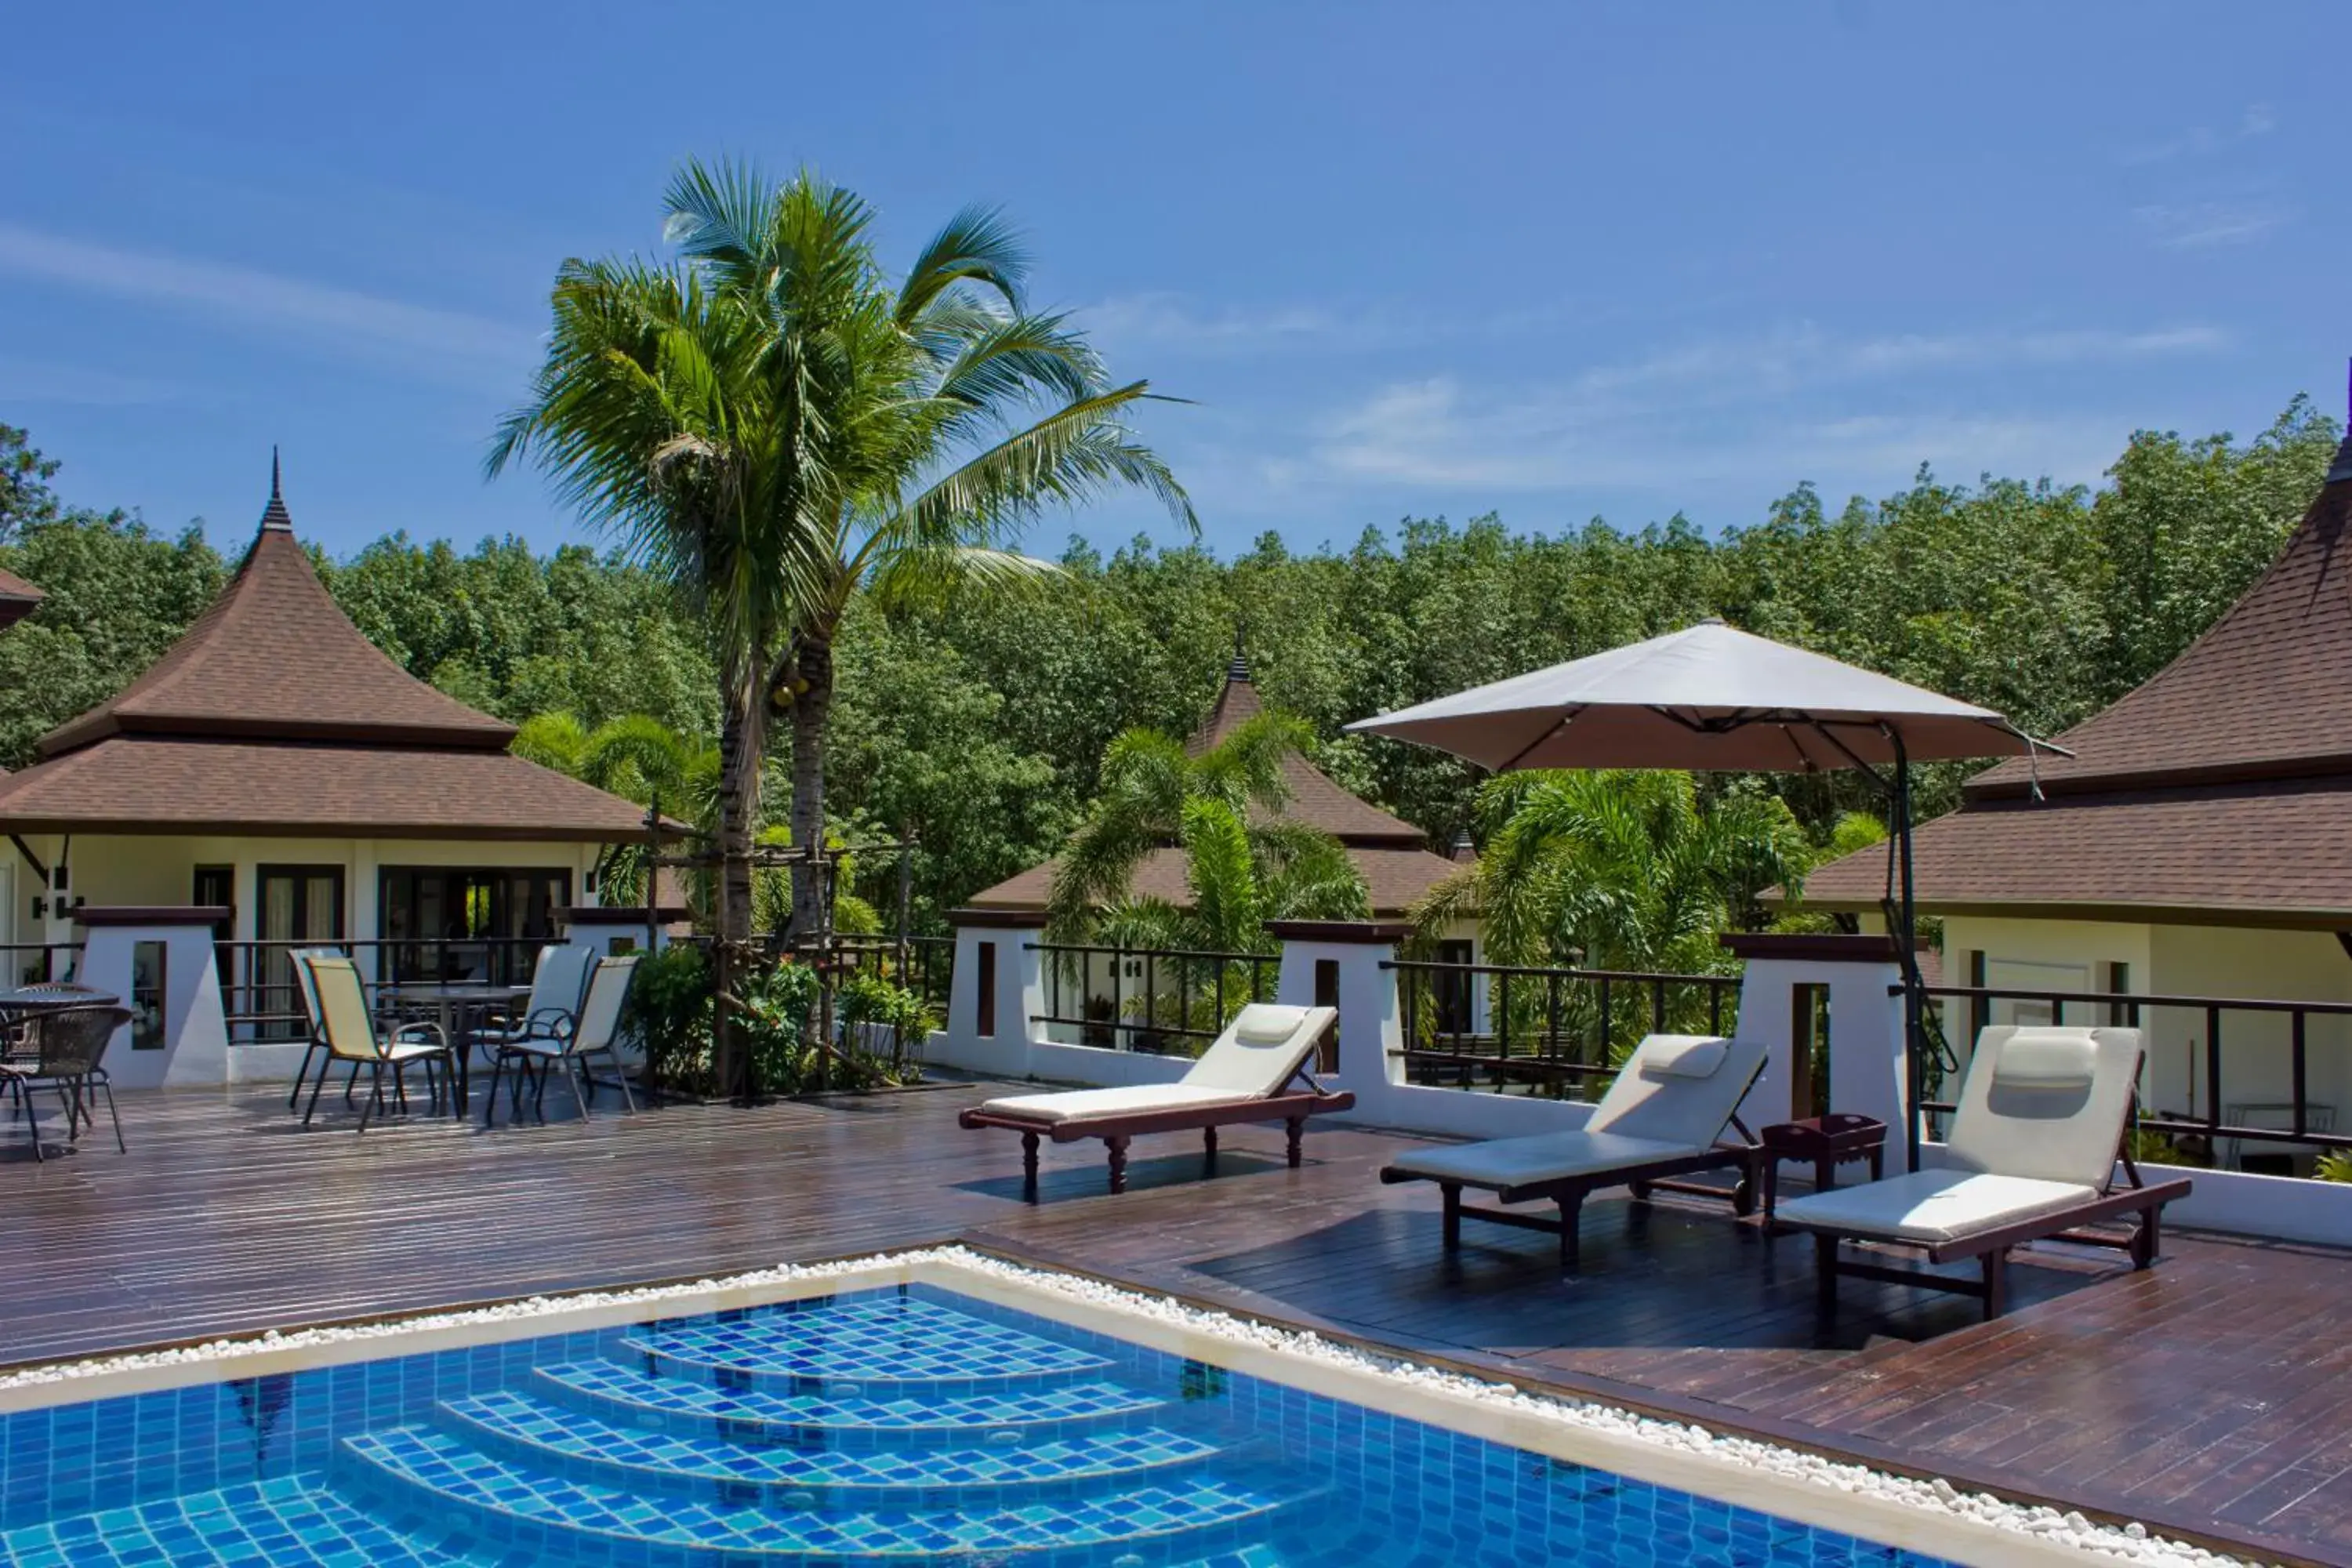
[0,1245,2263,1567]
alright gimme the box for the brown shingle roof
[37,478,514,758]
[1795,775,2352,927]
[1188,661,1428,847]
[967,657,1443,915]
[967,844,1462,919]
[1798,438,2352,926]
[0,565,42,631]
[0,468,653,844]
[1972,433,2352,798]
[0,736,651,840]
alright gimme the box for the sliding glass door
[378,867,571,985]
[257,866,344,1039]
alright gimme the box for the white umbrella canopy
[1345,619,2052,772]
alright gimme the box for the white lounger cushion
[972,1002,1339,1127]
[1587,1035,1768,1148]
[1384,1129,1693,1191]
[975,1083,1261,1124]
[1775,1168,2100,1246]
[1183,1004,1330,1095]
[1946,1026,2143,1188]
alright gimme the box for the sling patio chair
[283,945,347,1113]
[464,942,593,1076]
[1381,1033,1769,1269]
[296,953,456,1130]
[1774,1025,2191,1320]
[1,1002,132,1162]
[481,953,640,1124]
[959,1003,1348,1196]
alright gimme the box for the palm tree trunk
[713,651,767,1101]
[783,630,835,945]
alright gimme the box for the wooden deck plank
[0,1080,2345,1565]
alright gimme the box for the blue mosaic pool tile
[343,1423,1294,1559]
[535,1358,1168,1442]
[0,1473,463,1567]
[626,1295,1104,1385]
[443,1386,1222,1500]
[0,1279,1965,1567]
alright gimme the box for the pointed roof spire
[260,447,294,532]
[1229,622,1251,683]
[1450,827,1476,863]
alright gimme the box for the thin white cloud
[2133,199,2292,249]
[1082,292,1371,357]
[0,223,537,381]
[1297,322,2227,498]
[2120,103,2277,165]
[0,355,182,407]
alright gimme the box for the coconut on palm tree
[492,159,1188,1092]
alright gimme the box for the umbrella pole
[1890,735,1925,1173]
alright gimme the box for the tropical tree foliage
[1417,771,1814,975]
[0,395,2336,959]
[1045,713,1367,952]
[652,162,1192,942]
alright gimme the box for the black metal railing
[1385,959,1743,1098]
[0,943,83,987]
[1915,982,2352,1166]
[828,936,955,1009]
[1025,942,1279,1054]
[216,937,550,1038]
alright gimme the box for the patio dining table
[376,982,531,1112]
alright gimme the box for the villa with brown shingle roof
[0,465,655,997]
[1798,428,2352,1143]
[965,652,1464,920]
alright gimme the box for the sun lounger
[958,1003,1348,1195]
[1380,1033,1769,1269]
[1774,1025,2191,1320]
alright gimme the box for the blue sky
[4,2,2346,559]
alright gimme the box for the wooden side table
[1759,1113,1887,1221]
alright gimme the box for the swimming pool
[0,1270,1965,1566]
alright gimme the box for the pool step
[0,1473,472,1568]
[536,1358,1171,1442]
[441,1386,1225,1505]
[343,1422,1300,1564]
[626,1295,1105,1388]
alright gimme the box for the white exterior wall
[1940,913,2352,1167]
[7,833,600,944]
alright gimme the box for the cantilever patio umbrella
[1345,617,2063,1167]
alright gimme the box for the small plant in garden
[837,973,935,1079]
[620,944,713,1092]
[2317,1149,2352,1183]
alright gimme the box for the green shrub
[622,943,711,1092]
[838,972,935,1077]
[739,959,822,1095]
[2317,1149,2352,1184]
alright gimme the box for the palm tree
[1046,713,1369,952]
[489,256,786,1091]
[655,162,1193,944]
[1416,771,1813,975]
[511,712,717,909]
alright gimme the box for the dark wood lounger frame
[959,1073,1356,1196]
[1805,1142,2194,1320]
[1381,1126,1762,1272]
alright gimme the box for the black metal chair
[2,1003,132,1162]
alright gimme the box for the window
[379,867,571,986]
[256,865,344,1040]
[130,941,166,1051]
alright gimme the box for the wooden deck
[4,1078,2349,1566]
